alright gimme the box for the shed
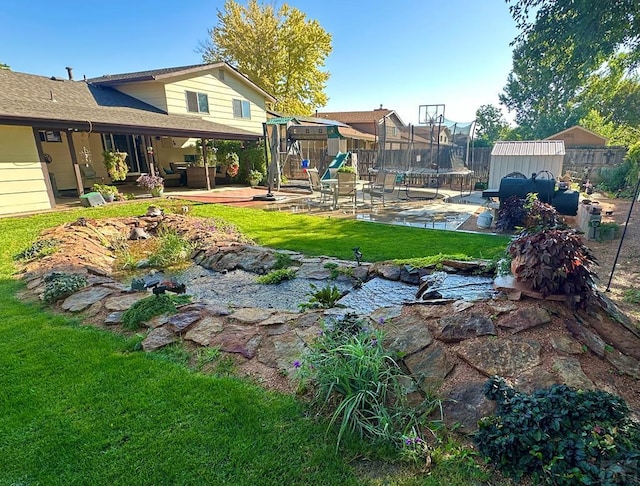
[488,140,565,189]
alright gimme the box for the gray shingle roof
[88,62,276,103]
[0,70,260,139]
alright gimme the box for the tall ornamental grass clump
[296,314,435,450]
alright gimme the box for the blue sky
[0,0,518,125]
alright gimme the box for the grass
[0,200,511,484]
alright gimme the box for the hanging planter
[102,151,129,182]
[225,152,240,178]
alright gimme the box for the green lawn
[0,201,509,485]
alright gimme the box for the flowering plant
[136,174,164,191]
[225,152,240,177]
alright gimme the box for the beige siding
[164,72,266,135]
[45,132,109,190]
[112,82,168,112]
[0,125,52,215]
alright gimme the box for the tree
[474,104,510,144]
[501,0,640,138]
[0,62,9,70]
[200,0,332,115]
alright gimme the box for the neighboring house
[545,125,626,175]
[545,125,607,148]
[0,63,275,216]
[315,107,406,150]
[488,140,565,189]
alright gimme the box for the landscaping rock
[605,350,640,380]
[104,292,148,311]
[209,324,262,359]
[231,307,275,324]
[383,316,433,356]
[433,313,495,342]
[552,357,594,390]
[551,335,584,355]
[457,338,541,377]
[565,318,606,357]
[442,381,495,433]
[142,326,178,351]
[166,311,202,333]
[499,306,552,333]
[61,286,114,312]
[184,316,225,346]
[104,311,124,325]
[404,344,455,390]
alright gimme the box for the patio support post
[142,136,156,176]
[66,130,85,196]
[32,128,57,208]
[202,138,212,190]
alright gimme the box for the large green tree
[474,104,510,145]
[200,0,332,115]
[501,0,640,139]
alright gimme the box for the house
[488,140,565,189]
[315,107,407,150]
[545,125,607,148]
[545,125,626,176]
[0,62,276,215]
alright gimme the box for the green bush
[256,268,297,284]
[14,238,60,260]
[475,376,640,484]
[296,314,429,449]
[121,294,178,330]
[42,272,87,303]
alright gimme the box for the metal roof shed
[488,140,565,189]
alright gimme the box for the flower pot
[150,187,164,198]
[101,193,115,203]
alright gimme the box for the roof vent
[65,66,74,80]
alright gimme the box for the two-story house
[0,62,276,215]
[315,107,407,150]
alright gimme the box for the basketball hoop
[418,104,445,126]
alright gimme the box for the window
[185,91,209,113]
[39,130,62,142]
[232,99,251,119]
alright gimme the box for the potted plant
[225,152,240,178]
[92,183,119,202]
[248,169,263,187]
[337,165,356,173]
[136,174,165,197]
[102,151,129,182]
[508,228,598,306]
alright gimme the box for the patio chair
[334,171,357,209]
[362,169,386,202]
[306,167,334,207]
[158,165,183,187]
[79,164,96,189]
[370,171,400,206]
